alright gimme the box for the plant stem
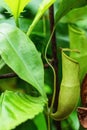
[44,17,57,130]
[26,12,42,36]
[0,73,17,79]
[45,25,56,113]
[15,18,19,27]
[15,0,20,27]
[49,5,61,130]
[49,4,58,112]
[47,103,51,130]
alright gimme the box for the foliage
[0,23,45,96]
[0,0,87,130]
[4,0,31,19]
[0,91,46,130]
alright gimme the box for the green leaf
[15,120,37,130]
[55,0,87,23]
[0,23,45,97]
[68,111,80,130]
[27,0,56,36]
[69,25,87,81]
[4,0,31,22]
[34,113,47,130]
[0,90,46,130]
[0,58,5,70]
[61,111,80,130]
[60,6,87,23]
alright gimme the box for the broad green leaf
[27,0,56,36]
[0,90,46,130]
[0,23,45,97]
[55,0,87,23]
[60,6,87,23]
[0,58,5,70]
[4,0,31,22]
[69,25,87,81]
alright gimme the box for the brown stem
[49,5,60,130]
[77,74,87,129]
[81,73,87,107]
[0,73,17,79]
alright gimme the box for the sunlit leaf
[4,0,31,22]
[55,0,87,23]
[0,23,46,97]
[69,25,87,81]
[0,90,46,130]
[27,0,56,36]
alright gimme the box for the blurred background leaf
[55,0,87,23]
[69,25,87,81]
[4,0,31,24]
